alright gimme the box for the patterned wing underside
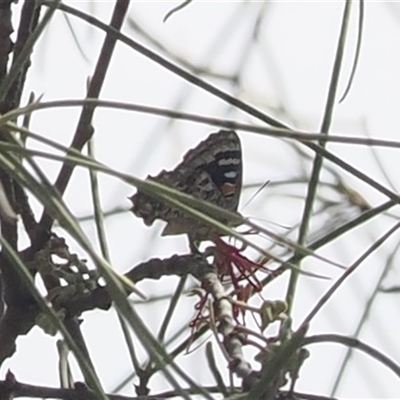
[130,130,242,240]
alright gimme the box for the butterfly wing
[130,130,242,240]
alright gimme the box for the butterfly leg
[188,234,202,254]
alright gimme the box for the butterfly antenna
[242,179,270,211]
[243,216,291,231]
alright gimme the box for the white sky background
[3,1,400,398]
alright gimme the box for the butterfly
[129,130,242,241]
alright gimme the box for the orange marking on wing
[221,183,237,197]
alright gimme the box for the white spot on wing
[218,158,240,166]
[224,171,238,179]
